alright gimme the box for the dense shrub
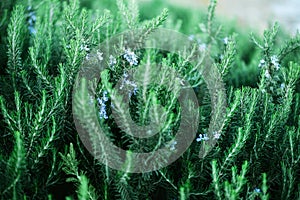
[0,0,299,199]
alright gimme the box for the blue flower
[28,13,36,26]
[28,26,36,35]
[223,37,229,45]
[123,49,138,66]
[27,6,36,35]
[97,91,109,119]
[271,55,280,70]
[196,134,209,142]
[188,34,195,41]
[213,131,221,139]
[102,91,108,101]
[258,59,266,68]
[265,70,271,79]
[80,45,90,52]
[254,188,261,193]
[169,141,177,151]
[198,43,206,52]
[97,50,103,61]
[132,86,138,95]
[120,72,138,97]
[109,55,117,67]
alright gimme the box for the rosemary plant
[0,0,299,199]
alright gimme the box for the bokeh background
[142,0,300,34]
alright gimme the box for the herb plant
[0,0,300,199]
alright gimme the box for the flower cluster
[223,37,229,45]
[123,48,138,66]
[213,131,221,139]
[258,59,266,68]
[188,34,207,52]
[97,50,103,61]
[258,55,281,82]
[27,6,36,35]
[169,140,177,151]
[196,134,209,142]
[258,55,280,71]
[109,55,117,67]
[97,91,109,119]
[80,44,90,53]
[83,46,91,60]
[120,72,138,98]
[258,54,285,95]
[270,55,280,70]
[264,70,271,79]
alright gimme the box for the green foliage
[2,131,25,200]
[0,0,300,199]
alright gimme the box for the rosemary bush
[0,0,300,199]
